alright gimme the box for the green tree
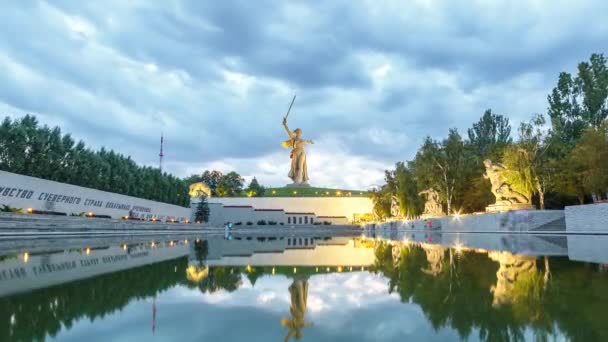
[246,177,265,197]
[467,109,512,158]
[216,171,245,197]
[391,162,423,219]
[514,114,554,209]
[548,53,608,148]
[369,184,392,221]
[568,124,608,201]
[201,170,224,196]
[415,129,473,214]
[195,195,210,223]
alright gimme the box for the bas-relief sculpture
[282,117,314,186]
[419,188,443,217]
[483,159,533,212]
[390,195,402,218]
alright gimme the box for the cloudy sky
[1,1,606,189]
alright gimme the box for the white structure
[0,170,191,222]
[565,203,608,233]
[202,196,373,226]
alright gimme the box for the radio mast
[159,134,164,173]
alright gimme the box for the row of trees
[185,170,266,197]
[0,115,190,206]
[371,53,608,219]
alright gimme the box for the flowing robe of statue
[281,279,311,341]
[282,118,313,185]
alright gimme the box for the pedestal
[486,201,535,213]
[285,183,311,188]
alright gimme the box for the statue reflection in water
[281,278,312,341]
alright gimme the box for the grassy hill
[241,186,369,198]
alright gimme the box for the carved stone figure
[419,188,443,216]
[390,195,401,218]
[483,159,530,205]
[188,182,211,198]
[282,117,314,185]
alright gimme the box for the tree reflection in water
[371,240,608,342]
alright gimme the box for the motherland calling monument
[281,95,314,187]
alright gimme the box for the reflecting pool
[1,232,607,341]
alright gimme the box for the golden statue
[282,116,313,185]
[281,279,312,341]
[188,182,211,198]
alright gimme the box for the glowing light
[361,266,365,271]
[85,248,91,255]
[169,241,174,247]
[337,266,343,272]
[184,239,189,244]
[336,191,342,196]
[326,267,330,272]
[315,267,319,272]
[454,243,464,254]
[272,267,275,275]
[476,248,487,254]
[293,267,297,274]
[23,252,29,262]
[151,241,156,247]
[122,244,127,251]
[272,190,276,195]
[349,267,353,271]
[87,212,93,217]
[26,208,33,213]
[293,191,297,195]
[326,191,329,195]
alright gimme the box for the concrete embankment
[0,212,361,238]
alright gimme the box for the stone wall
[565,203,608,233]
[365,210,565,232]
[0,170,191,222]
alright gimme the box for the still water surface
[1,232,607,341]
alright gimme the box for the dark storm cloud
[0,0,607,186]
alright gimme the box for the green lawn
[241,186,369,198]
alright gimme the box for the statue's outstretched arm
[282,117,293,139]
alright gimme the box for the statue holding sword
[281,95,314,186]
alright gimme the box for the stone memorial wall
[0,170,191,222]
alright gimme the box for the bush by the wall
[268,221,277,225]
[246,221,253,225]
[257,220,267,225]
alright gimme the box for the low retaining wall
[366,210,565,232]
[0,170,191,222]
[565,203,608,233]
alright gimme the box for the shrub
[280,222,284,225]
[246,221,253,225]
[323,221,332,225]
[234,222,243,225]
[257,220,267,225]
[1,205,22,213]
[313,222,322,225]
[268,221,277,225]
